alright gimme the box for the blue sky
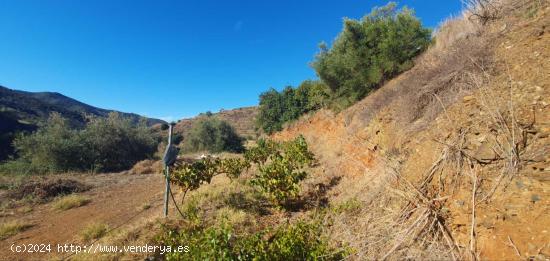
[0,0,463,121]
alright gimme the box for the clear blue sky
[0,0,463,121]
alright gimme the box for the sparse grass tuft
[18,206,33,214]
[0,221,32,239]
[331,198,362,214]
[215,207,250,226]
[80,223,108,241]
[52,194,91,211]
[140,203,151,210]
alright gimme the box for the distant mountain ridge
[0,85,164,126]
[0,85,165,160]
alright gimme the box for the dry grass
[432,13,481,53]
[333,153,459,259]
[0,221,32,239]
[462,0,503,25]
[216,207,250,226]
[328,72,540,259]
[395,13,493,128]
[80,222,108,241]
[127,159,163,175]
[319,130,474,259]
[179,175,262,217]
[73,219,161,260]
[17,205,33,214]
[52,194,91,211]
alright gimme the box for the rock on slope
[274,1,549,259]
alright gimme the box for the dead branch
[507,235,521,257]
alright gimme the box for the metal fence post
[163,123,173,218]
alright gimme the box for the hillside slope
[274,1,549,259]
[173,106,258,139]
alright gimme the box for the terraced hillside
[173,106,258,139]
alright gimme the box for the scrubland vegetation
[148,136,343,260]
[0,112,157,174]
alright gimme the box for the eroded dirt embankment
[274,2,550,259]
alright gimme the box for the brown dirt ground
[0,173,171,261]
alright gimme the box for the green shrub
[252,154,308,205]
[171,158,226,192]
[297,80,331,111]
[237,221,345,260]
[159,221,347,260]
[183,116,244,153]
[10,113,86,173]
[4,112,157,174]
[312,2,432,109]
[257,88,285,134]
[250,135,315,205]
[243,138,279,165]
[0,111,36,162]
[0,159,48,176]
[172,136,314,207]
[80,113,157,171]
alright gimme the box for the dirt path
[0,173,168,261]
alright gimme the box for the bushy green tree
[257,80,330,134]
[257,88,285,134]
[12,113,85,173]
[183,116,244,153]
[297,80,331,111]
[80,112,157,171]
[7,112,157,173]
[312,2,431,109]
